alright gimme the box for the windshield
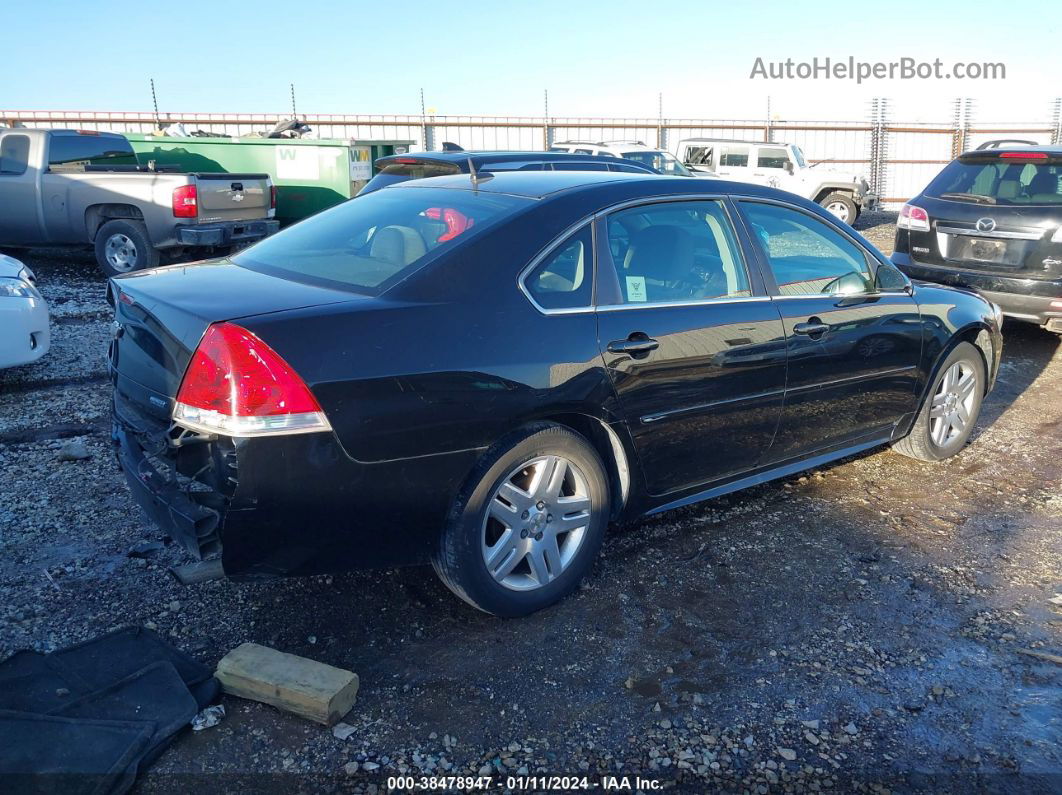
[233,187,530,293]
[792,147,807,168]
[620,150,691,177]
[926,157,1062,205]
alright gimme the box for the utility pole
[150,78,160,129]
[543,89,550,150]
[657,92,665,150]
[290,83,298,119]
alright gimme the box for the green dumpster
[125,134,413,225]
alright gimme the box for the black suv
[359,151,654,194]
[893,147,1062,333]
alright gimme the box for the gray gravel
[1,226,1060,793]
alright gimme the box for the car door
[712,143,754,182]
[734,198,923,462]
[0,133,41,245]
[594,198,787,496]
[750,145,793,191]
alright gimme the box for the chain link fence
[5,98,1061,207]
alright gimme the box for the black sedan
[109,171,1002,616]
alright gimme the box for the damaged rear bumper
[112,378,481,580]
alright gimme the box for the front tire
[893,342,985,462]
[819,192,857,225]
[94,219,160,277]
[433,423,609,617]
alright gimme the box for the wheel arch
[526,412,634,521]
[920,322,994,408]
[85,204,145,241]
[812,185,856,204]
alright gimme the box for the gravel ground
[1,218,1060,794]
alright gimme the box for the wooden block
[215,643,359,726]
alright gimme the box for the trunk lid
[907,195,1062,280]
[109,260,363,422]
[193,173,271,222]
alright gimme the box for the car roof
[376,150,629,166]
[958,145,1062,157]
[387,169,781,201]
[678,137,785,145]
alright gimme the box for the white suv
[549,141,704,178]
[674,138,877,223]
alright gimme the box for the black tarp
[0,627,219,795]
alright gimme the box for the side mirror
[875,262,911,293]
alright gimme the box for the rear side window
[601,200,751,305]
[47,134,136,170]
[719,145,750,167]
[740,201,871,296]
[926,157,1062,205]
[523,226,593,310]
[0,134,29,175]
[233,186,529,294]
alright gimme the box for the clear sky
[4,0,1059,123]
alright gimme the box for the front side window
[718,145,750,167]
[234,186,530,294]
[757,147,790,169]
[47,134,137,170]
[601,200,751,305]
[0,135,30,175]
[739,201,872,296]
[523,225,593,310]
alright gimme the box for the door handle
[607,336,660,355]
[793,319,830,337]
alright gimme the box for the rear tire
[819,192,857,225]
[893,342,985,462]
[94,219,159,277]
[432,423,609,617]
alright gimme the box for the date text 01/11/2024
[384,775,665,791]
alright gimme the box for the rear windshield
[361,161,462,193]
[233,186,530,294]
[926,157,1062,205]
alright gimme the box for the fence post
[867,98,889,204]
[1052,98,1062,145]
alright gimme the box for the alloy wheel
[481,455,592,591]
[929,361,978,447]
[104,233,139,272]
[825,201,851,223]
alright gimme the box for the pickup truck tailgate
[194,173,271,222]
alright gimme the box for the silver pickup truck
[0,128,279,276]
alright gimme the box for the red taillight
[394,157,419,164]
[269,185,277,209]
[172,185,198,218]
[173,323,330,436]
[999,151,1048,159]
[897,203,930,232]
[424,206,474,242]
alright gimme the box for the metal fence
[5,100,1061,207]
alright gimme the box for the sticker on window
[625,276,647,303]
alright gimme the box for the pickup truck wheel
[819,192,857,225]
[94,220,159,277]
